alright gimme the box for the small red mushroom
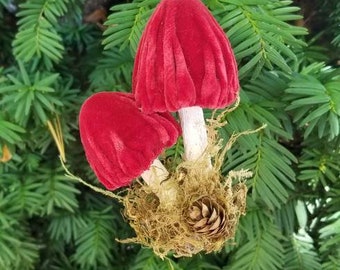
[79,92,180,190]
[133,0,239,161]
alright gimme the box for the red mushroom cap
[79,92,181,190]
[133,0,239,113]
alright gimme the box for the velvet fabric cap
[133,0,239,113]
[79,92,181,190]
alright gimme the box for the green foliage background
[0,0,339,269]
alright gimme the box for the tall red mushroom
[133,0,239,161]
[79,92,180,191]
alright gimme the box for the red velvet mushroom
[133,0,240,161]
[79,92,180,190]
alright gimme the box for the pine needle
[47,116,66,162]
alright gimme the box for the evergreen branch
[252,136,296,209]
[294,36,330,68]
[285,70,340,141]
[216,0,307,78]
[322,257,340,270]
[131,248,179,270]
[283,231,322,270]
[73,208,116,269]
[221,73,296,209]
[225,72,292,140]
[102,0,159,54]
[48,212,87,243]
[226,211,285,270]
[320,213,340,259]
[298,148,340,188]
[4,176,44,216]
[89,47,134,91]
[36,165,80,214]
[330,2,340,47]
[274,199,298,235]
[0,62,62,126]
[0,224,40,270]
[0,192,19,229]
[13,0,69,64]
[224,130,296,209]
[0,117,25,144]
[178,255,221,270]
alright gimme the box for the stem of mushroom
[141,159,176,205]
[178,106,211,165]
[141,159,169,186]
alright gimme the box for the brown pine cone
[186,197,227,238]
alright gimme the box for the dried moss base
[121,162,249,258]
[119,106,255,258]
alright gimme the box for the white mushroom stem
[141,159,169,186]
[139,106,210,204]
[178,106,210,164]
[141,159,176,205]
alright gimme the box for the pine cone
[186,197,227,238]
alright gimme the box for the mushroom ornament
[79,92,180,201]
[133,0,239,162]
[78,0,252,259]
[123,0,250,257]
